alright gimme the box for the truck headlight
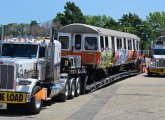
[19,80,31,85]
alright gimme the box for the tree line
[0,2,165,50]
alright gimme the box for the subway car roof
[58,23,140,41]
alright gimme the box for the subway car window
[59,36,69,49]
[156,41,163,46]
[75,34,81,50]
[133,39,135,50]
[136,41,139,50]
[124,38,126,49]
[128,40,132,50]
[100,36,104,50]
[105,37,109,48]
[117,38,122,49]
[111,36,115,50]
[85,37,97,50]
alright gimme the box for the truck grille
[156,59,165,68]
[0,64,15,89]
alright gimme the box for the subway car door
[72,34,83,56]
[83,34,99,66]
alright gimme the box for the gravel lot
[1,73,165,120]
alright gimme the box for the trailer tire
[69,80,76,99]
[64,80,69,100]
[26,86,42,115]
[75,78,81,97]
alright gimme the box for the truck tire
[75,78,81,97]
[64,80,69,100]
[26,86,42,115]
[69,80,76,99]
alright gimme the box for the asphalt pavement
[0,73,165,120]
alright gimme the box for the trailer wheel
[64,80,69,100]
[69,80,76,99]
[75,78,81,97]
[26,86,42,115]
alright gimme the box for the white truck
[148,36,165,76]
[0,28,87,114]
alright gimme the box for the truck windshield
[154,49,165,55]
[2,44,38,58]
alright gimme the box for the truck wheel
[64,80,69,100]
[69,80,76,99]
[75,78,81,97]
[26,86,42,115]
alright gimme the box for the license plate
[0,92,26,103]
[0,103,7,109]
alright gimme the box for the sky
[0,0,165,25]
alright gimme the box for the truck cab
[0,37,62,114]
[148,36,165,76]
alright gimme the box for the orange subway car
[58,23,140,76]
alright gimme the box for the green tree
[5,23,30,37]
[54,2,86,26]
[85,15,104,27]
[118,13,153,50]
[85,15,119,30]
[6,23,19,37]
[146,12,165,38]
[138,21,154,51]
[30,20,38,26]
[30,20,41,37]
[17,23,30,36]
[103,16,119,30]
[118,13,142,33]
